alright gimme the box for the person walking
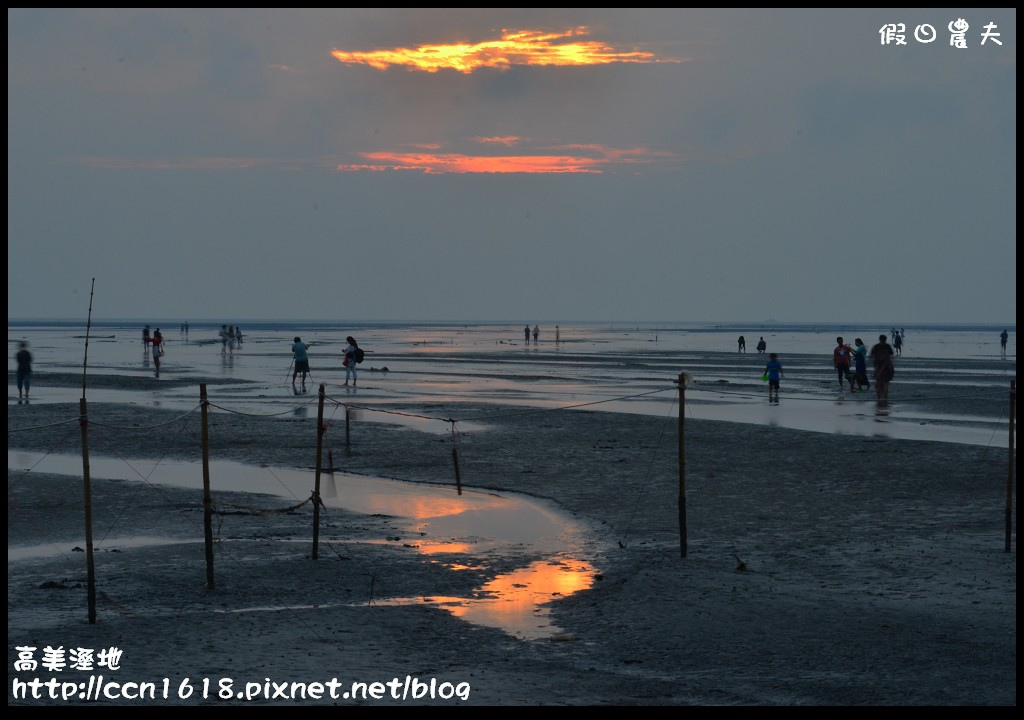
[220,325,229,354]
[869,334,895,401]
[764,352,784,403]
[853,338,871,393]
[1000,329,1008,357]
[342,336,360,387]
[15,341,32,399]
[832,336,856,395]
[291,336,310,391]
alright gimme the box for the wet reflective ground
[7,322,1016,639]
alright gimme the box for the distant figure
[556,325,561,345]
[184,321,189,339]
[853,338,871,393]
[1000,329,1008,356]
[756,337,767,354]
[227,325,237,353]
[15,341,32,399]
[142,325,151,355]
[832,336,856,394]
[738,335,746,353]
[342,335,359,387]
[764,352,784,403]
[151,329,164,377]
[235,326,243,347]
[524,325,531,345]
[533,325,539,344]
[892,332,903,356]
[869,334,895,401]
[220,325,229,354]
[291,337,310,390]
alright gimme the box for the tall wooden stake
[200,384,214,589]
[79,398,97,623]
[312,384,326,559]
[1007,380,1016,554]
[678,372,688,558]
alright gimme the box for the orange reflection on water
[426,558,598,638]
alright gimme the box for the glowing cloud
[337,142,680,174]
[331,26,681,73]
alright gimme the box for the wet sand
[7,365,1018,706]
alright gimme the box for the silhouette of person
[343,336,359,387]
[832,336,856,394]
[524,325,531,344]
[892,332,903,356]
[764,352,784,403]
[15,341,32,399]
[853,338,871,393]
[291,336,310,390]
[1000,329,1008,357]
[869,334,895,401]
[142,325,151,355]
[756,337,766,354]
[738,335,746,353]
[533,325,539,344]
[151,329,164,377]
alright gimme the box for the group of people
[219,324,243,353]
[524,325,540,345]
[290,335,361,392]
[831,335,895,400]
[763,333,898,404]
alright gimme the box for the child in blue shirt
[765,352,784,403]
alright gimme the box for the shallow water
[7,321,1017,640]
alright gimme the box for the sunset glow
[331,26,679,73]
[338,144,679,174]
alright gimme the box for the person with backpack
[342,335,362,387]
[832,336,856,395]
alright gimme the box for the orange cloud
[336,144,679,174]
[331,26,681,73]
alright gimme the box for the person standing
[142,325,151,355]
[524,325,531,345]
[151,329,164,377]
[220,325,229,354]
[869,334,895,401]
[555,325,561,345]
[343,336,360,387]
[764,352,784,403]
[832,336,856,395]
[853,338,871,393]
[892,331,903,356]
[533,325,539,344]
[291,336,310,390]
[15,341,32,399]
[1000,329,1008,357]
[738,335,746,353]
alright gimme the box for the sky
[6,8,1017,326]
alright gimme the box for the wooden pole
[1007,380,1016,554]
[345,406,351,456]
[312,384,326,559]
[678,372,688,558]
[450,422,462,495]
[79,398,97,623]
[200,384,214,589]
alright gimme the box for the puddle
[8,451,603,641]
